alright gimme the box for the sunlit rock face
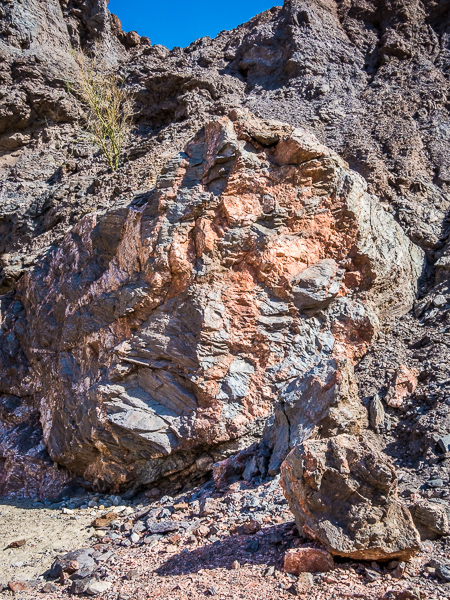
[1,111,423,492]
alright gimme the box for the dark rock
[437,564,450,583]
[146,520,180,535]
[49,548,95,579]
[281,434,421,561]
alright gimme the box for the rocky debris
[386,366,419,408]
[281,433,421,561]
[284,547,334,574]
[0,110,423,495]
[6,478,450,600]
[411,500,450,539]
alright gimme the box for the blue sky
[108,1,281,49]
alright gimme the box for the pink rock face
[0,112,423,493]
[284,547,334,574]
[386,365,419,408]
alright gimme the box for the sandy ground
[0,499,95,584]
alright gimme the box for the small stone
[231,560,240,570]
[264,566,275,577]
[391,561,406,578]
[9,581,28,592]
[413,500,450,536]
[130,532,140,544]
[369,394,385,431]
[132,521,146,534]
[61,508,74,515]
[147,520,179,535]
[41,582,59,593]
[427,478,443,488]
[196,525,210,538]
[85,580,112,595]
[126,569,139,580]
[433,295,447,307]
[143,534,161,547]
[437,436,450,453]
[293,572,314,595]
[437,564,450,582]
[6,540,26,549]
[242,520,261,535]
[206,586,218,596]
[284,548,334,574]
[386,365,418,408]
[173,502,188,512]
[200,497,219,516]
[246,539,259,553]
[365,568,380,582]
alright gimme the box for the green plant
[69,50,134,171]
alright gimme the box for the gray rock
[49,549,95,579]
[438,436,450,454]
[146,520,180,535]
[369,394,385,431]
[437,564,450,582]
[433,295,447,308]
[427,479,444,489]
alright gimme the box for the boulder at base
[280,433,421,561]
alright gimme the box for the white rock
[85,580,112,595]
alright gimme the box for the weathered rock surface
[280,433,421,561]
[0,112,423,492]
[284,547,334,574]
[411,499,450,540]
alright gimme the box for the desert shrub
[68,50,134,171]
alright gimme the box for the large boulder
[0,112,423,492]
[281,433,421,561]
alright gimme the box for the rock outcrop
[0,111,423,493]
[281,433,421,561]
[1,0,449,513]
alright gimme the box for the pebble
[433,295,447,307]
[427,478,444,488]
[85,580,112,595]
[437,564,450,582]
[130,532,140,544]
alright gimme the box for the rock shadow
[156,522,295,576]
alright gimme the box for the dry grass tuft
[68,50,134,171]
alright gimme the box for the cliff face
[0,0,449,504]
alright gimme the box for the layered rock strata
[0,112,424,493]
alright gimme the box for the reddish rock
[284,547,334,574]
[386,365,419,408]
[8,581,28,592]
[6,539,26,549]
[0,113,423,492]
[91,511,117,528]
